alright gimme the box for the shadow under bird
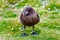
[20,6,40,36]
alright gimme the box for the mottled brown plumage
[20,6,40,36]
[20,7,39,26]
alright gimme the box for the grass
[0,0,60,40]
[0,12,60,40]
[0,10,17,18]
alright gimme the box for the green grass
[0,10,17,18]
[0,8,60,40]
[0,9,60,40]
[0,15,60,40]
[0,0,60,40]
[0,19,60,40]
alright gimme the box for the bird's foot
[21,33,28,37]
[31,31,37,35]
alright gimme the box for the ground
[0,0,60,40]
[0,11,60,40]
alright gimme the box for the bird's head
[24,6,35,15]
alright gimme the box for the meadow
[0,0,60,40]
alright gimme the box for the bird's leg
[31,25,37,35]
[21,25,28,37]
[32,25,34,31]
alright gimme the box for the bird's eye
[26,14,29,15]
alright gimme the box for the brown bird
[20,6,40,36]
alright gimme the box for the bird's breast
[20,14,39,26]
